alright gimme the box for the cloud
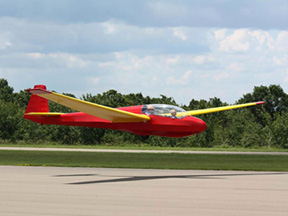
[0,31,13,50]
[248,31,274,51]
[284,69,288,83]
[101,21,118,35]
[276,31,288,51]
[213,29,288,54]
[166,56,179,65]
[227,63,245,72]
[1,0,288,29]
[217,29,250,53]
[214,29,227,40]
[193,55,215,64]
[2,1,288,106]
[90,77,100,84]
[173,28,188,41]
[0,41,11,50]
[147,1,189,25]
[273,56,288,67]
[166,70,192,85]
[0,17,209,55]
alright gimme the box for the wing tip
[256,101,265,105]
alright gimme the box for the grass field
[1,150,288,171]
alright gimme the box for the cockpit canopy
[142,104,190,119]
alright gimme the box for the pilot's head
[171,109,177,117]
[147,105,154,114]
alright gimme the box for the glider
[24,85,265,138]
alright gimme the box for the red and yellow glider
[24,85,264,138]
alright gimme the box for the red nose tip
[198,118,207,132]
[191,117,207,133]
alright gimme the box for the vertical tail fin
[25,85,49,114]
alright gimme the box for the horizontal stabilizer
[24,112,63,116]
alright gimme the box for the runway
[1,146,288,155]
[1,166,288,216]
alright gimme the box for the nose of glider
[192,117,207,133]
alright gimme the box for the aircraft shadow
[54,172,286,185]
[54,174,99,177]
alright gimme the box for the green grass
[1,150,288,171]
[1,142,288,152]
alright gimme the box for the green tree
[150,94,177,105]
[14,90,31,110]
[4,79,288,148]
[0,101,20,141]
[79,127,105,145]
[50,126,80,145]
[0,79,14,103]
[269,112,288,148]
[239,85,288,120]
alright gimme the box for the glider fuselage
[24,105,207,137]
[24,85,264,138]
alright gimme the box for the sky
[1,0,288,105]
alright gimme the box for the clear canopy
[142,104,190,119]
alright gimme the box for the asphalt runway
[1,166,288,216]
[1,147,288,155]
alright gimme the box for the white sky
[1,0,288,105]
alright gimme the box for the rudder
[25,85,49,113]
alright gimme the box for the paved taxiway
[1,147,288,155]
[1,166,288,216]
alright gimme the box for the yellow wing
[28,88,150,123]
[188,101,265,116]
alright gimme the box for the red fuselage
[24,105,207,138]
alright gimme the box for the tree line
[1,78,288,148]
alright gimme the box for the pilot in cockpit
[146,105,155,115]
[170,109,177,119]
